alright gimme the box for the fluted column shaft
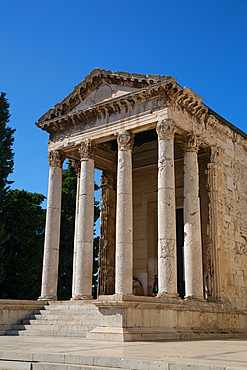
[183,133,204,299]
[73,140,95,299]
[156,119,178,297]
[71,161,81,299]
[115,131,134,295]
[39,150,64,300]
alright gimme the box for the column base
[157,292,180,299]
[38,295,57,301]
[184,295,204,301]
[70,295,93,300]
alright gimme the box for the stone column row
[40,123,204,301]
[39,140,96,301]
[39,131,135,301]
[156,120,204,300]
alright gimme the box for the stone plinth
[86,296,247,342]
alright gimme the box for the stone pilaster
[183,132,204,300]
[98,171,116,296]
[115,131,134,295]
[73,140,95,299]
[71,160,81,299]
[156,119,178,297]
[206,146,223,301]
[39,150,64,300]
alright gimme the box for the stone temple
[2,69,246,341]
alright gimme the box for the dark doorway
[176,208,185,298]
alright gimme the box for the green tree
[0,190,46,299]
[58,161,100,300]
[0,92,15,283]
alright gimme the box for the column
[206,146,223,300]
[98,170,116,296]
[71,160,81,299]
[73,139,95,299]
[183,132,204,299]
[156,119,178,297]
[39,150,64,300]
[115,131,134,295]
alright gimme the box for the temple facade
[35,69,247,341]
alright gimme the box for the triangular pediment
[71,83,138,112]
[37,68,168,125]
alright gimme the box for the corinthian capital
[79,139,95,160]
[117,131,134,150]
[156,119,176,140]
[184,131,202,153]
[48,150,64,168]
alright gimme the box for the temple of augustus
[33,69,247,341]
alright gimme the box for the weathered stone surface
[156,120,177,297]
[115,131,134,295]
[183,133,204,299]
[73,141,95,299]
[35,69,247,340]
[39,151,63,301]
[98,171,116,296]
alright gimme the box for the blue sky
[1,0,247,226]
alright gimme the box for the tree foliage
[0,190,46,299]
[0,93,100,299]
[0,93,46,299]
[0,92,15,255]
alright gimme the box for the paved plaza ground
[0,336,246,369]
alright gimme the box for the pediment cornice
[36,73,210,134]
[36,68,169,126]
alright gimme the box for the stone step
[5,330,89,337]
[5,302,101,338]
[22,317,99,325]
[5,330,20,335]
[42,303,97,310]
[10,323,96,330]
[32,362,121,370]
[0,360,122,370]
[32,308,98,315]
[23,312,99,319]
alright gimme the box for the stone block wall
[218,140,247,310]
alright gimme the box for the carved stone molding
[48,150,64,168]
[156,119,176,140]
[79,139,95,160]
[117,131,134,151]
[210,145,223,163]
[205,145,224,301]
[71,160,81,176]
[98,170,116,296]
[100,170,115,189]
[183,131,202,153]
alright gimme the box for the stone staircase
[5,301,100,337]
